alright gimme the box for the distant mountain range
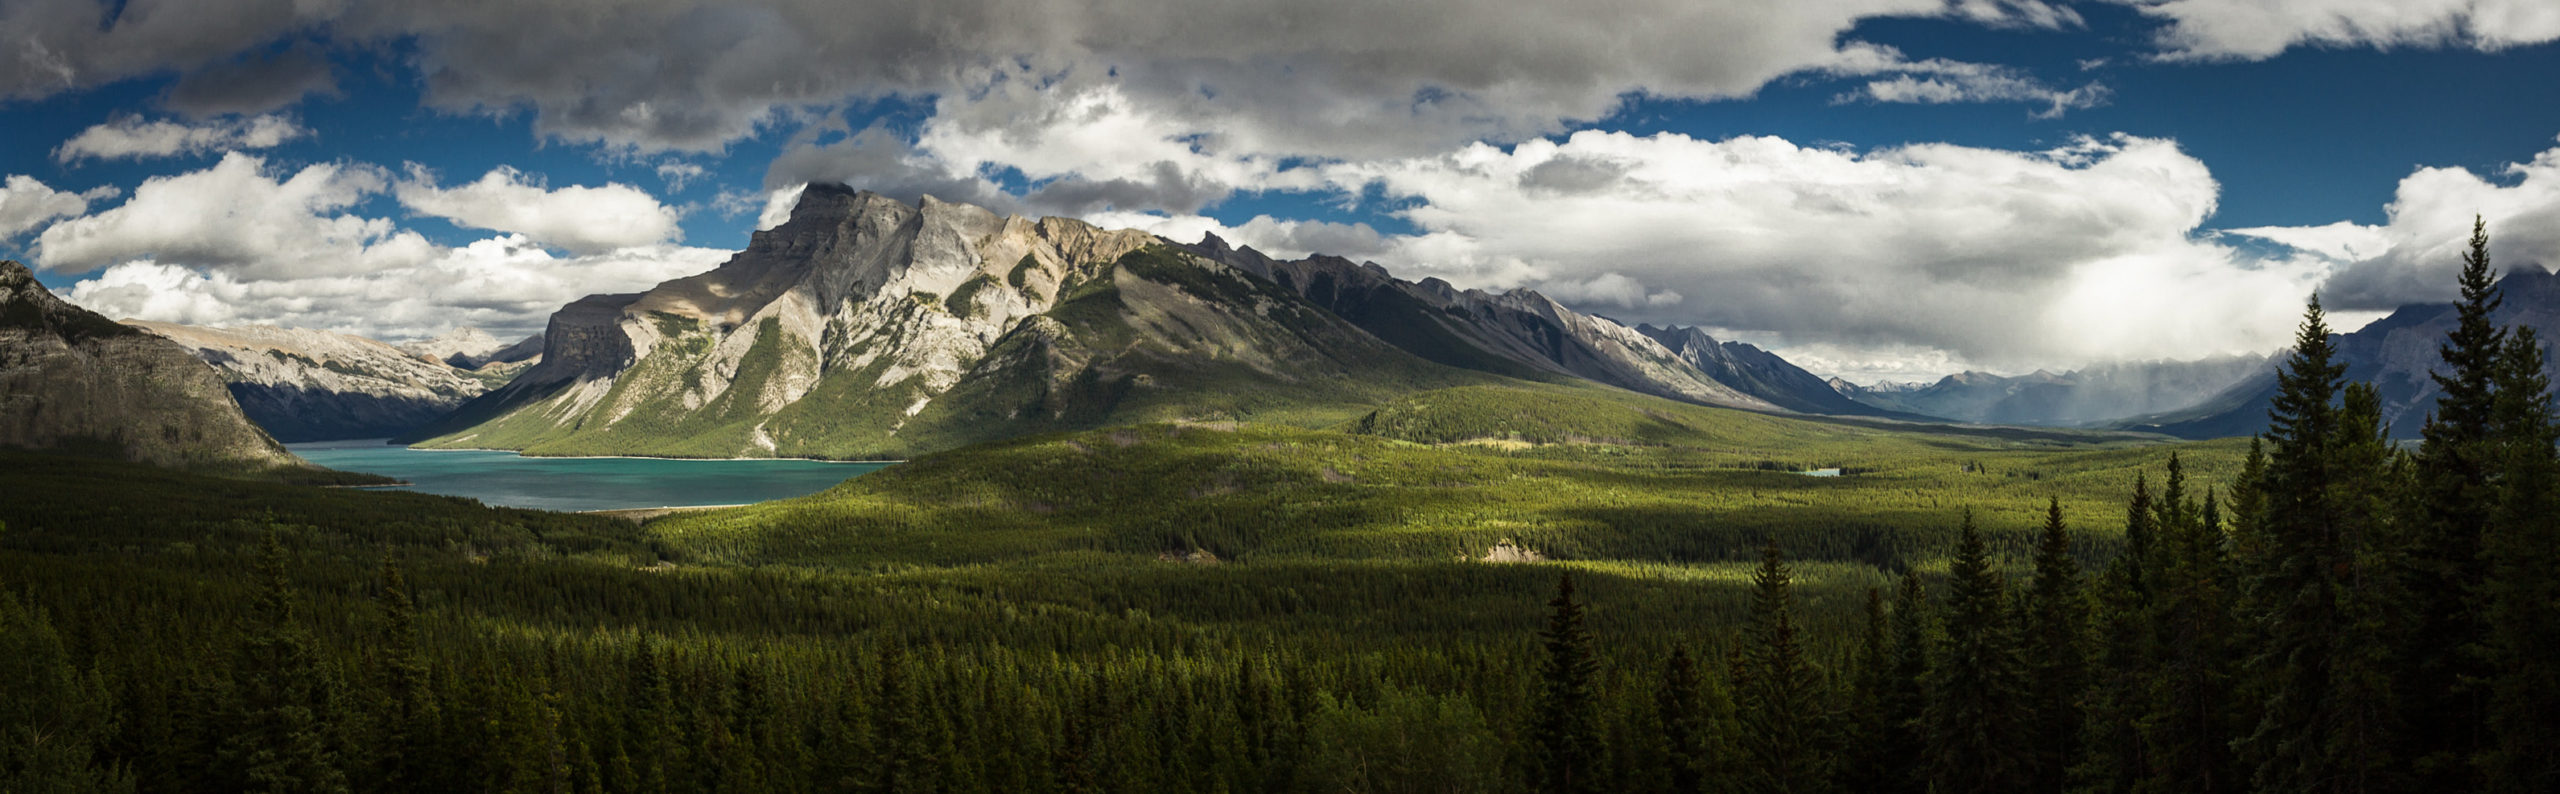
[2124,268,2560,439]
[396,186,1899,459]
[129,322,538,442]
[0,260,306,472]
[1830,355,2271,428]
[45,183,2532,459]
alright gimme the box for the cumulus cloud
[53,114,309,163]
[2247,138,2560,310]
[34,152,428,279]
[394,165,683,254]
[2127,0,2560,61]
[33,155,727,338]
[1110,130,2332,373]
[63,239,727,339]
[0,175,114,240]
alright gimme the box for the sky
[3,1,2560,383]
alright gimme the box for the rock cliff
[0,260,306,471]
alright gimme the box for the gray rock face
[0,260,304,471]
[1634,323,1893,416]
[2132,268,2560,439]
[1182,235,1778,411]
[397,327,504,368]
[129,321,495,442]
[402,185,1225,457]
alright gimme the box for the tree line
[1519,218,2560,793]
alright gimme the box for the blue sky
[4,0,2558,381]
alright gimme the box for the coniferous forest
[6,223,2560,793]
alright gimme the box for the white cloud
[53,114,309,163]
[2225,221,2393,262]
[30,153,728,340]
[395,165,683,254]
[1115,130,2333,373]
[63,239,728,339]
[2127,0,2560,61]
[0,175,113,240]
[2256,138,2560,310]
[34,152,431,279]
[1842,71,2110,119]
[655,161,706,191]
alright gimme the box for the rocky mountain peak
[3,262,304,471]
[3,260,136,343]
[399,326,505,366]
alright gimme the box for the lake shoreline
[397,442,902,464]
[284,442,887,512]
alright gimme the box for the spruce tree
[1657,646,1711,794]
[2480,327,2560,792]
[1873,570,1932,794]
[2403,215,2503,783]
[2236,297,2409,793]
[372,557,436,793]
[221,532,351,794]
[1925,509,2029,794]
[0,580,131,793]
[2076,477,2157,792]
[1841,588,1898,793]
[1531,575,1601,794]
[1734,541,1832,794]
[2143,476,2239,794]
[2023,497,2088,793]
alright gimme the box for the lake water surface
[288,439,890,512]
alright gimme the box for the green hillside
[0,385,2245,792]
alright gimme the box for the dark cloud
[161,46,338,117]
[8,0,2084,156]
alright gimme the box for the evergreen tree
[1925,509,2029,794]
[2022,497,2088,793]
[873,646,937,794]
[371,557,437,793]
[624,638,678,794]
[2143,475,2239,794]
[1655,647,1711,794]
[2076,475,2157,793]
[2236,297,2409,793]
[2402,215,2503,783]
[220,532,351,794]
[0,579,132,794]
[1733,540,1832,794]
[1530,575,1601,794]
[2479,327,2560,792]
[1841,588,1899,793]
[1871,570,1932,794]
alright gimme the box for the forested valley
[6,227,2559,794]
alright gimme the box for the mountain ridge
[1,260,311,472]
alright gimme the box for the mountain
[404,186,1493,458]
[128,321,497,442]
[398,326,502,366]
[1179,235,1778,411]
[1633,323,1897,416]
[1835,355,2269,427]
[0,260,305,471]
[399,327,543,370]
[2128,268,2560,439]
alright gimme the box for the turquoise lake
[287,439,890,512]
